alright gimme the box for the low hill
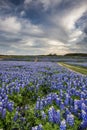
[0,53,87,62]
[64,53,87,57]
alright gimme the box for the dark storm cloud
[76,35,87,47]
[73,11,87,52]
[76,12,87,32]
[0,0,87,55]
[0,37,21,44]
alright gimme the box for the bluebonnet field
[0,61,87,130]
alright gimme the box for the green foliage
[0,110,16,130]
[43,122,59,130]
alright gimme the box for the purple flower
[56,110,61,123]
[41,111,46,119]
[37,124,43,130]
[13,111,18,121]
[64,94,69,106]
[66,113,74,126]
[32,126,38,130]
[2,108,6,118]
[0,106,2,113]
[56,98,60,106]
[40,101,43,110]
[7,102,14,112]
[0,96,2,102]
[60,102,64,110]
[81,103,86,111]
[74,104,78,114]
[81,110,87,121]
[48,106,54,122]
[60,120,66,130]
[32,124,43,130]
[36,101,40,110]
[15,86,20,93]
[80,120,87,129]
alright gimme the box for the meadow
[64,62,87,68]
[0,61,87,130]
[59,62,87,75]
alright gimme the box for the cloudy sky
[0,0,87,55]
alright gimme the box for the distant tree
[48,53,57,56]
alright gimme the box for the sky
[0,0,87,55]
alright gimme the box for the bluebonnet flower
[64,95,69,106]
[7,102,14,112]
[22,84,25,88]
[56,110,61,123]
[41,111,46,119]
[56,97,60,106]
[13,111,18,121]
[81,110,87,121]
[36,101,40,110]
[0,106,2,113]
[60,90,63,98]
[32,126,38,130]
[81,92,85,98]
[2,108,6,118]
[4,96,8,103]
[37,124,43,130]
[85,99,87,105]
[48,106,54,123]
[40,101,43,110]
[36,97,40,110]
[60,102,64,110]
[60,120,66,130]
[81,103,86,111]
[79,120,87,129]
[0,96,2,102]
[32,124,43,130]
[74,103,78,114]
[66,113,74,126]
[47,96,52,104]
[15,86,20,93]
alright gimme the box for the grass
[58,62,87,75]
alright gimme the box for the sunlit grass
[59,62,87,75]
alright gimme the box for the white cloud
[70,30,82,38]
[46,45,69,55]
[68,38,77,42]
[22,39,34,47]
[68,29,83,42]
[7,50,15,55]
[0,16,21,33]
[0,15,43,36]
[62,5,87,30]
[21,19,44,36]
[38,0,61,10]
[48,40,64,46]
[24,0,32,5]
